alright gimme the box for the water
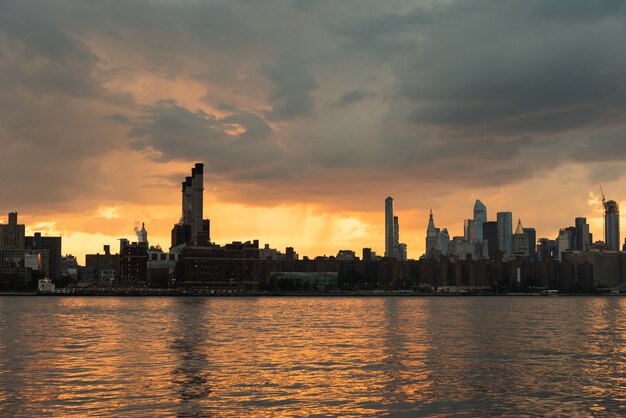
[0,296,625,417]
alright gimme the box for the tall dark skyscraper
[482,221,498,259]
[172,163,210,247]
[604,200,620,251]
[384,197,395,258]
[497,212,512,256]
[574,217,590,251]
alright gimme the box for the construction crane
[599,182,607,209]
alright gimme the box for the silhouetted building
[385,197,395,258]
[497,212,512,257]
[482,221,498,260]
[172,163,210,248]
[86,245,121,284]
[524,227,537,262]
[575,217,591,251]
[425,210,441,258]
[0,212,25,250]
[440,228,450,256]
[605,200,620,251]
[538,238,557,260]
[25,232,62,280]
[121,242,148,283]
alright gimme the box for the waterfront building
[86,245,121,284]
[497,212,512,257]
[604,200,620,251]
[172,163,210,248]
[0,212,25,250]
[25,232,62,280]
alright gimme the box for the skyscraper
[482,221,498,260]
[604,200,620,251]
[172,163,210,247]
[574,217,590,251]
[425,210,441,258]
[473,199,487,242]
[440,228,450,256]
[384,197,394,258]
[524,227,536,261]
[497,212,512,256]
[511,219,529,257]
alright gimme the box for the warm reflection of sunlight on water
[0,296,625,416]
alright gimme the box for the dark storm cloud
[263,54,319,121]
[127,100,282,177]
[331,90,369,108]
[3,0,626,214]
[319,0,626,192]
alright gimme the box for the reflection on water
[0,296,625,416]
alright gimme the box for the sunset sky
[1,0,626,263]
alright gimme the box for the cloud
[127,100,283,177]
[2,0,626,228]
[263,54,319,121]
[330,89,369,108]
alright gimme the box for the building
[511,219,529,257]
[425,210,441,258]
[605,200,620,251]
[440,229,450,256]
[556,230,571,261]
[0,212,25,250]
[497,212,512,257]
[464,219,475,242]
[524,227,537,262]
[473,200,487,242]
[574,217,591,251]
[385,197,395,258]
[120,242,148,284]
[86,245,121,284]
[482,221,498,260]
[25,232,62,280]
[172,163,211,248]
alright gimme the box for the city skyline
[1,180,622,265]
[2,1,626,263]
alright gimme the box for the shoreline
[0,291,622,297]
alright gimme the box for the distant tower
[511,219,529,257]
[473,200,487,242]
[574,217,590,251]
[425,210,441,258]
[174,163,209,247]
[440,228,450,256]
[497,212,512,256]
[138,222,148,245]
[605,200,620,251]
[385,197,395,258]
